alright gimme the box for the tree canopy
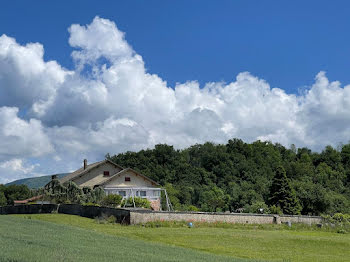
[2,138,350,215]
[108,139,350,215]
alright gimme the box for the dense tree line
[0,184,31,206]
[108,139,350,215]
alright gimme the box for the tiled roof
[14,195,43,204]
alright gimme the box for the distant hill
[5,173,69,189]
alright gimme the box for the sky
[1,1,350,183]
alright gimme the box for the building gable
[70,161,123,188]
[102,169,158,188]
[57,159,159,190]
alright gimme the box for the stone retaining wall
[0,204,322,226]
[279,215,322,225]
[129,210,322,225]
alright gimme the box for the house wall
[103,170,155,188]
[72,162,122,188]
[104,188,161,198]
[104,188,161,211]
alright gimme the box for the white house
[59,159,170,211]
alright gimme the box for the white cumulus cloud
[0,158,39,183]
[0,16,350,183]
[0,34,70,115]
[0,107,53,159]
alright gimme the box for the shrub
[337,228,347,234]
[174,204,200,212]
[184,205,200,212]
[121,197,151,209]
[323,213,350,225]
[83,202,100,207]
[269,205,283,215]
[322,213,350,234]
[332,213,350,224]
[246,201,270,214]
[101,194,122,207]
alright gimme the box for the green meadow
[2,214,350,262]
[0,215,245,262]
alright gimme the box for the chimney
[83,159,87,170]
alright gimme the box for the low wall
[0,204,322,226]
[0,204,57,215]
[129,210,322,225]
[279,215,322,225]
[0,204,130,224]
[58,204,130,224]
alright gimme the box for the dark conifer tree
[269,165,301,215]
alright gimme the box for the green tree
[92,187,106,204]
[269,166,301,215]
[162,183,179,205]
[0,191,7,206]
[293,180,328,215]
[199,186,229,212]
[64,181,84,204]
[83,186,106,204]
[4,184,31,205]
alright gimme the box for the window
[125,177,131,182]
[103,171,110,177]
[118,191,126,197]
[153,190,160,197]
[140,191,146,197]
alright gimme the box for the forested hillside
[6,173,68,189]
[108,139,350,215]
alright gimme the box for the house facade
[59,159,163,211]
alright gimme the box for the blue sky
[2,1,349,93]
[1,1,350,182]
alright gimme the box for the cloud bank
[1,16,350,183]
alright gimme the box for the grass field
[0,215,246,262]
[2,214,350,262]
